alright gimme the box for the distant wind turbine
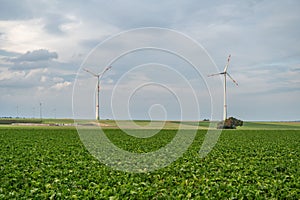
[83,66,112,120]
[208,54,238,121]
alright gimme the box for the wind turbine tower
[208,55,238,121]
[83,66,112,120]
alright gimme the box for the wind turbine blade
[99,66,112,79]
[223,54,231,72]
[99,66,112,74]
[83,68,98,76]
[208,72,223,77]
[107,66,112,70]
[227,72,238,86]
[104,66,112,73]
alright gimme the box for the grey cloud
[10,60,50,70]
[60,0,203,29]
[0,66,75,90]
[10,49,58,63]
[0,69,44,89]
[42,13,76,35]
[79,39,102,49]
[9,59,77,71]
[43,14,66,35]
[0,0,57,21]
[0,0,33,20]
[0,49,21,57]
[290,68,300,72]
[0,1,75,35]
[2,49,79,71]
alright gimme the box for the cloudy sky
[0,0,299,121]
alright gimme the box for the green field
[2,118,300,130]
[0,126,299,199]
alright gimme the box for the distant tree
[217,117,243,129]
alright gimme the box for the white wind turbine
[83,66,112,120]
[208,54,238,121]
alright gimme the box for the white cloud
[40,75,48,83]
[53,77,64,83]
[0,19,46,53]
[51,81,72,90]
[0,69,25,81]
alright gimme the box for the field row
[0,128,299,198]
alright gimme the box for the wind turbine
[208,54,238,121]
[83,66,112,120]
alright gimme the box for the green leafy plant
[0,127,299,199]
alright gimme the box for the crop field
[0,126,299,199]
